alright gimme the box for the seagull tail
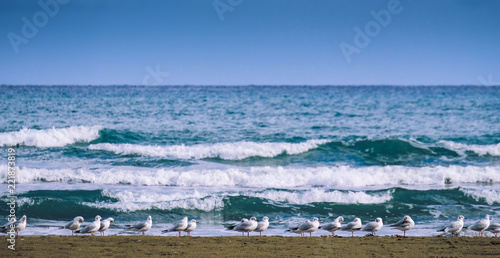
[437,228,445,232]
[226,225,235,230]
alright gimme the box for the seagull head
[107,218,115,222]
[353,218,361,223]
[458,215,466,220]
[312,217,320,222]
[485,214,490,220]
[75,216,84,223]
[262,216,269,221]
[250,217,258,221]
[95,215,102,221]
[336,216,344,222]
[147,215,152,221]
[376,218,383,223]
[190,219,198,223]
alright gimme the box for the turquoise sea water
[1,86,499,236]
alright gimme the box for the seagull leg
[242,232,244,236]
[179,231,181,237]
[142,232,145,236]
[351,232,354,237]
[404,231,406,237]
[310,232,312,237]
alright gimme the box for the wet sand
[4,235,500,257]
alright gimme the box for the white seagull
[254,217,270,236]
[389,215,414,237]
[468,215,490,237]
[126,215,152,236]
[361,218,383,235]
[76,215,102,236]
[226,217,258,236]
[486,223,500,237]
[98,217,114,236]
[341,218,362,237]
[319,216,344,236]
[437,215,466,236]
[0,215,27,237]
[61,216,84,236]
[286,217,321,237]
[162,217,189,237]
[184,219,198,236]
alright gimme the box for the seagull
[125,215,152,236]
[319,216,344,236]
[226,217,258,236]
[98,217,114,236]
[469,215,490,237]
[361,218,383,235]
[0,215,27,237]
[286,217,321,237]
[389,215,414,237]
[341,218,362,237]
[254,217,270,236]
[184,219,198,236]
[61,216,84,236]
[437,215,466,236]
[76,215,102,236]
[486,223,500,237]
[162,217,189,237]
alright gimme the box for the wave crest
[0,126,101,148]
[89,140,329,160]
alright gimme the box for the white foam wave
[0,126,101,148]
[247,189,392,204]
[88,139,329,160]
[3,165,500,188]
[82,190,224,212]
[439,141,500,156]
[461,189,500,205]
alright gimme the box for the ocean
[1,85,499,237]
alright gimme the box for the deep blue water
[1,86,499,236]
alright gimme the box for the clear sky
[1,0,499,86]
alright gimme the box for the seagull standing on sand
[184,219,198,236]
[341,218,362,237]
[61,216,84,236]
[437,215,466,236]
[469,215,490,237]
[361,218,383,235]
[162,217,189,237]
[389,215,414,237]
[76,215,102,236]
[286,217,321,237]
[98,217,114,236]
[126,215,152,236]
[319,216,344,236]
[226,217,258,236]
[486,223,500,237]
[0,215,27,237]
[254,217,270,236]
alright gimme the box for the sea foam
[88,140,330,160]
[4,165,500,188]
[439,141,500,156]
[0,126,101,148]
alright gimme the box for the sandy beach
[4,235,500,257]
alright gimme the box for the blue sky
[1,0,499,85]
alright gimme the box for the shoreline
[4,235,500,257]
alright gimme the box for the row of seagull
[228,215,500,238]
[61,215,198,237]
[2,214,500,237]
